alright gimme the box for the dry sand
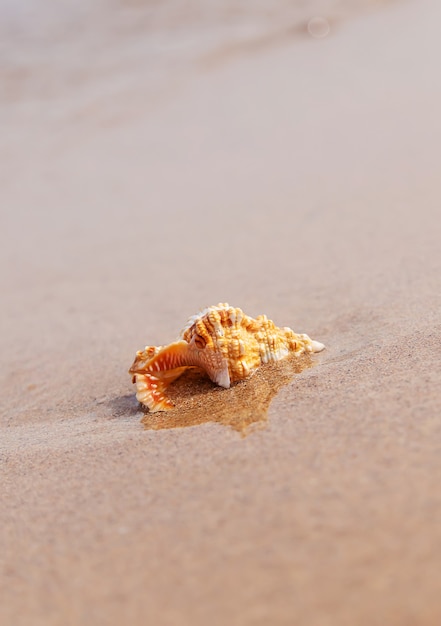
[1,0,441,624]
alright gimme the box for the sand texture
[1,0,441,624]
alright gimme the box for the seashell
[129,303,325,412]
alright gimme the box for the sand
[1,0,441,624]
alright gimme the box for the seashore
[2,0,441,624]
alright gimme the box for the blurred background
[1,0,394,109]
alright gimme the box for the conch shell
[129,303,325,412]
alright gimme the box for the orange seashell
[129,303,325,412]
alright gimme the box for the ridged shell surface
[181,304,320,384]
[129,303,325,412]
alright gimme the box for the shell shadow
[139,354,317,437]
[105,393,141,418]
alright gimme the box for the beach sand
[1,0,441,624]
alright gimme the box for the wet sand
[2,0,441,624]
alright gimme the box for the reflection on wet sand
[141,355,316,436]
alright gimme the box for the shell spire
[129,304,325,412]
